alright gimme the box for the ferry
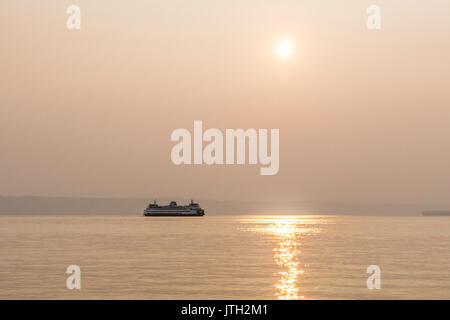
[143,200,205,216]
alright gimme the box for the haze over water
[1,215,448,299]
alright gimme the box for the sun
[277,41,292,57]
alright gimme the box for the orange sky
[1,1,450,204]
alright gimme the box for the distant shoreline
[1,196,449,216]
[423,211,450,216]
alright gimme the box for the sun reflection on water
[242,216,313,300]
[271,218,303,299]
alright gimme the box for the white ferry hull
[143,209,204,216]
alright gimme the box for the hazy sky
[1,1,450,204]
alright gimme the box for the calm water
[0,215,449,299]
